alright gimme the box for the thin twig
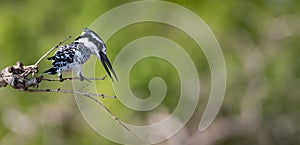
[34,36,72,66]
[41,75,107,82]
[113,117,148,144]
[21,87,146,143]
[22,88,116,99]
[0,35,148,144]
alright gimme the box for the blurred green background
[0,0,300,145]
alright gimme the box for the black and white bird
[44,28,118,82]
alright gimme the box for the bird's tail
[43,67,58,75]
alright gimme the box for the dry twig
[34,36,72,67]
[22,88,116,99]
[0,36,146,144]
[41,75,107,82]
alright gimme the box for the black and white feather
[44,28,118,81]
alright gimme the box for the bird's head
[75,28,118,81]
[75,28,105,54]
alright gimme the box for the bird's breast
[74,46,91,64]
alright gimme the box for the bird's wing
[50,44,76,67]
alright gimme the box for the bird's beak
[99,52,118,81]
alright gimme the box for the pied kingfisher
[44,28,117,81]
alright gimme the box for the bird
[44,28,118,82]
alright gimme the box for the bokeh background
[0,0,299,145]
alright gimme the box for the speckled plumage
[46,42,91,74]
[44,28,118,81]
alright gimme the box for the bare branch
[34,36,72,67]
[0,62,146,143]
[41,75,107,82]
[22,87,146,143]
[21,88,116,99]
[0,61,41,89]
[0,35,147,144]
[113,117,148,144]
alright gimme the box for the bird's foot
[59,75,64,82]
